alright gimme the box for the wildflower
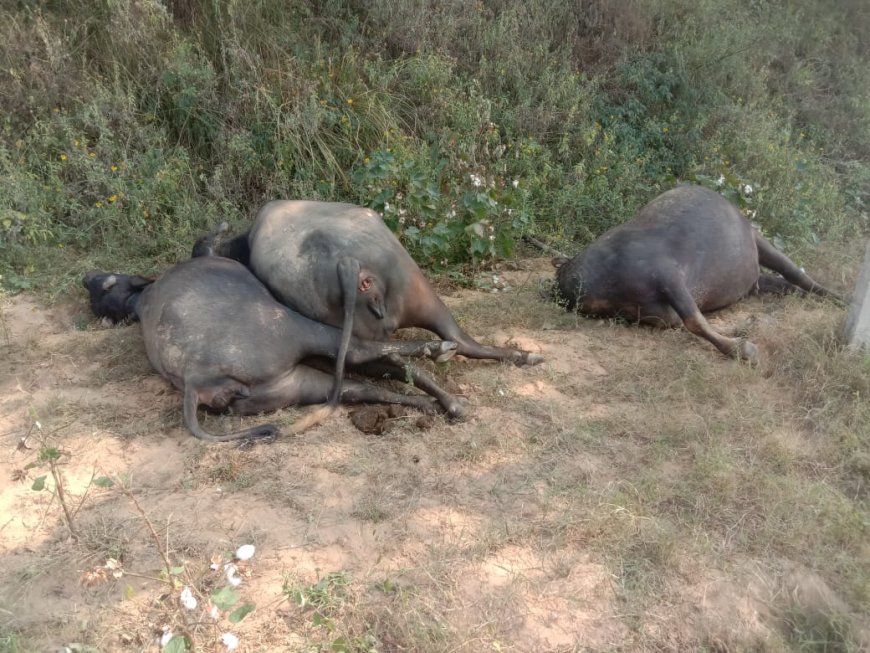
[346,98,353,105]
[716,175,725,187]
[447,209,456,219]
[741,184,753,196]
[235,544,255,561]
[340,116,348,124]
[512,179,519,188]
[95,201,103,208]
[220,633,240,650]
[319,99,327,106]
[470,173,483,188]
[74,139,80,147]
[108,194,118,203]
[399,216,406,225]
[111,165,118,172]
[210,604,220,620]
[489,234,495,241]
[59,153,67,161]
[662,127,669,133]
[384,202,391,212]
[441,259,448,266]
[159,629,173,648]
[88,152,96,158]
[363,157,370,165]
[180,587,198,610]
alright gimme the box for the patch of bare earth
[1,257,867,652]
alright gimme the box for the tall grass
[0,0,868,291]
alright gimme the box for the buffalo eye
[359,277,373,292]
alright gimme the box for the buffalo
[193,201,543,404]
[554,185,840,361]
[83,256,463,442]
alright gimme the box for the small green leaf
[312,611,335,632]
[31,475,47,491]
[93,476,114,488]
[38,447,61,462]
[124,584,135,600]
[211,586,240,610]
[163,635,189,653]
[228,602,255,623]
[169,566,185,576]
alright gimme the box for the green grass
[1,0,868,293]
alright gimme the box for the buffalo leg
[662,279,758,363]
[754,233,842,301]
[182,379,279,442]
[297,326,458,366]
[752,273,806,296]
[233,366,439,415]
[351,354,466,418]
[416,298,544,366]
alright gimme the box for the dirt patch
[1,262,867,651]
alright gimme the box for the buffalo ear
[130,275,154,289]
[551,256,569,269]
[101,275,117,291]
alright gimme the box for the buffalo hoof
[432,340,458,363]
[444,398,467,420]
[735,340,759,365]
[517,352,544,366]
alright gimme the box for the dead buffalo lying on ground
[83,256,462,442]
[554,184,841,361]
[193,201,543,404]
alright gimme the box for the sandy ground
[0,258,866,652]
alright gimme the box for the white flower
[180,586,198,610]
[384,202,391,212]
[447,209,456,219]
[512,179,519,188]
[470,173,483,188]
[399,216,405,225]
[210,604,220,620]
[224,563,243,587]
[235,544,255,561]
[220,633,240,650]
[742,183,753,196]
[159,630,174,647]
[489,234,495,241]
[716,175,725,186]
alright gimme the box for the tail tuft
[289,404,336,434]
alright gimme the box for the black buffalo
[554,185,840,361]
[83,257,462,442]
[193,201,543,403]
